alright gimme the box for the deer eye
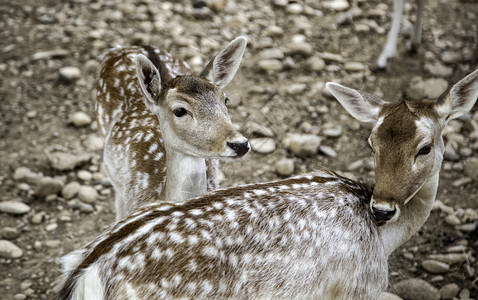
[417,144,432,157]
[173,107,188,118]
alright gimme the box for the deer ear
[326,82,384,124]
[436,69,478,122]
[135,54,162,114]
[200,36,247,89]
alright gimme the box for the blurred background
[0,0,477,298]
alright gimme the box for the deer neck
[164,145,207,203]
[379,171,439,257]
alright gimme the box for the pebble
[275,158,294,176]
[35,177,63,197]
[427,253,467,264]
[0,201,31,215]
[32,49,68,60]
[0,240,23,258]
[438,283,459,299]
[406,77,449,100]
[445,214,461,226]
[318,52,344,63]
[424,61,453,77]
[62,181,81,200]
[84,134,104,151]
[464,157,478,181]
[31,212,44,224]
[78,186,99,203]
[0,227,20,240]
[13,167,32,180]
[322,126,342,138]
[288,134,321,157]
[77,170,93,181]
[258,59,283,72]
[45,223,58,232]
[392,278,440,300]
[44,240,62,248]
[421,259,450,274]
[319,145,337,158]
[286,3,303,14]
[272,0,288,7]
[459,223,476,232]
[378,292,403,300]
[287,42,313,57]
[344,61,365,72]
[348,159,364,171]
[14,294,26,300]
[67,199,95,213]
[59,66,81,82]
[321,0,349,11]
[305,56,325,71]
[259,48,284,60]
[47,151,91,171]
[441,51,462,64]
[287,83,307,95]
[69,111,92,127]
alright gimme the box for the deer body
[58,69,478,299]
[96,38,249,221]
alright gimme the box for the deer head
[135,37,249,160]
[327,69,478,225]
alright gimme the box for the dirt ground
[0,0,477,299]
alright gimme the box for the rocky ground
[0,0,477,299]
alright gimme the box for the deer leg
[376,0,405,69]
[407,0,425,52]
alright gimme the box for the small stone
[348,159,364,171]
[287,42,313,57]
[288,134,321,157]
[287,83,307,95]
[459,223,476,232]
[458,288,470,299]
[286,3,302,14]
[445,214,461,226]
[258,59,283,72]
[259,48,284,60]
[305,56,325,71]
[392,278,440,300]
[59,66,81,82]
[322,126,342,138]
[446,245,467,253]
[318,52,344,63]
[13,293,26,300]
[441,51,462,64]
[32,49,68,60]
[378,292,403,300]
[77,170,93,181]
[344,61,365,72]
[78,186,99,203]
[322,0,349,11]
[424,61,453,77]
[0,227,20,240]
[67,199,95,213]
[421,259,450,274]
[84,134,104,151]
[35,177,63,197]
[319,145,337,158]
[438,283,459,299]
[31,212,44,224]
[44,240,61,248]
[62,181,81,200]
[427,253,467,264]
[250,138,276,154]
[69,111,92,127]
[272,0,288,7]
[275,158,294,176]
[0,201,30,215]
[45,223,58,232]
[0,240,23,258]
[464,157,478,181]
[46,151,91,171]
[13,167,32,180]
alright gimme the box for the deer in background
[377,0,425,68]
[58,70,477,299]
[96,37,250,221]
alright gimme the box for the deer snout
[370,198,399,226]
[227,140,250,157]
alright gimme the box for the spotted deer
[96,37,250,221]
[58,70,478,299]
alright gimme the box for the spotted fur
[96,37,249,221]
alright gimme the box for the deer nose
[227,141,250,157]
[371,199,398,226]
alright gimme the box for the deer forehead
[371,103,435,152]
[168,75,221,101]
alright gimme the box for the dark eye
[225,97,230,106]
[417,144,432,157]
[173,107,188,117]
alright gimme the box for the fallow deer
[58,70,478,299]
[96,37,250,221]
